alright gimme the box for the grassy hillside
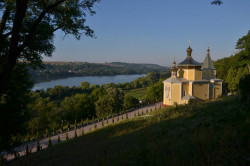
[10,96,250,166]
[124,88,147,100]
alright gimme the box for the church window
[183,90,186,96]
[166,86,170,98]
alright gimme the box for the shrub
[106,118,109,124]
[74,128,77,138]
[117,116,119,122]
[112,116,114,123]
[66,131,69,141]
[82,128,85,135]
[137,111,140,116]
[81,119,84,126]
[134,112,136,117]
[48,136,52,147]
[94,124,97,129]
[37,140,41,151]
[26,145,29,156]
[126,113,128,119]
[57,135,61,143]
[89,127,91,132]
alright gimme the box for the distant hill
[10,96,250,165]
[30,61,167,83]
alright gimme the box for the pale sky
[43,0,250,66]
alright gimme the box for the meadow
[125,88,147,100]
[10,96,250,166]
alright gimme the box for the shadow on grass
[10,96,250,166]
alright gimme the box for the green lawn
[124,88,147,100]
[10,96,250,166]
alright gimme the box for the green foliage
[48,136,52,148]
[0,65,32,151]
[95,88,124,117]
[74,128,77,138]
[12,96,250,166]
[26,145,29,156]
[66,131,69,141]
[0,0,100,151]
[214,30,250,92]
[124,95,139,109]
[61,93,95,124]
[239,74,250,102]
[36,140,41,152]
[94,124,97,129]
[32,63,166,83]
[146,80,164,102]
[82,128,85,136]
[57,136,61,144]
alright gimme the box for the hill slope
[11,96,250,166]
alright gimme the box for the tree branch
[0,4,11,40]
[19,0,66,51]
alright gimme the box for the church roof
[177,46,201,67]
[178,56,201,67]
[163,77,188,83]
[202,47,215,69]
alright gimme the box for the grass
[124,88,147,100]
[10,96,250,166]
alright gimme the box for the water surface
[32,74,145,91]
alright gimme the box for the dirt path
[4,102,163,161]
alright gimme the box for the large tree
[0,0,99,151]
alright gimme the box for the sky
[43,0,250,66]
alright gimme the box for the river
[32,74,146,91]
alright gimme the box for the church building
[163,44,223,106]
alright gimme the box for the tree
[95,88,124,117]
[61,93,95,123]
[124,95,139,109]
[0,0,99,151]
[146,80,164,102]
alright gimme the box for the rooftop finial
[207,43,210,54]
[188,40,191,47]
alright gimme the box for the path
[4,102,163,161]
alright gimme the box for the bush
[117,116,119,122]
[134,112,136,117]
[66,131,69,141]
[37,140,41,151]
[74,128,77,138]
[94,124,97,129]
[57,135,61,143]
[26,145,29,156]
[126,113,128,119]
[112,116,114,123]
[48,136,52,147]
[82,128,84,135]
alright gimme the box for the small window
[183,90,186,97]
